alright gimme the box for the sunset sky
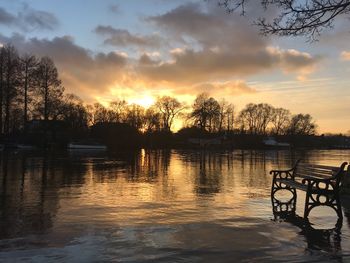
[0,0,349,133]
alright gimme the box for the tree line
[0,44,317,140]
[0,44,63,135]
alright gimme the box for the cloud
[146,3,266,51]
[20,7,59,31]
[0,2,322,103]
[0,7,16,25]
[340,51,350,61]
[0,34,127,101]
[192,80,257,96]
[137,46,319,84]
[94,25,162,48]
[109,4,120,14]
[0,5,58,31]
[138,3,320,84]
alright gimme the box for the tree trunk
[0,59,3,135]
[4,69,11,135]
[23,63,28,132]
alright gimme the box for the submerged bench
[271,161,349,219]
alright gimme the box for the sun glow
[129,95,155,108]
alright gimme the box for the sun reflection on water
[0,149,350,261]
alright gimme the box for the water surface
[0,149,350,262]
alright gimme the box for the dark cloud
[0,6,58,31]
[137,46,319,84]
[109,4,120,14]
[138,53,160,66]
[19,7,59,31]
[138,3,320,84]
[94,25,162,48]
[146,3,265,51]
[0,7,16,25]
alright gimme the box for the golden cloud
[341,51,350,61]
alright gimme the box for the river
[0,149,349,262]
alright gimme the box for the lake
[0,149,349,262]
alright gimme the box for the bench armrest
[270,159,301,181]
[270,168,294,174]
[270,169,295,180]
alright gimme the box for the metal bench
[271,160,349,219]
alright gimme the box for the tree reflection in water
[0,149,349,261]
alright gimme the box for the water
[0,149,349,262]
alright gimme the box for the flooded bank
[0,149,349,262]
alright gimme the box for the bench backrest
[294,162,348,187]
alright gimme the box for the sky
[0,0,349,133]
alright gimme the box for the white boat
[68,143,107,150]
[263,137,290,147]
[16,144,35,150]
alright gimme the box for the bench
[270,160,349,219]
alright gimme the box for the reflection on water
[0,149,350,262]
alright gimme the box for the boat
[263,137,290,147]
[68,142,107,150]
[16,144,35,150]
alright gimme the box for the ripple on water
[0,149,349,262]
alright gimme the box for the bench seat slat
[295,170,333,179]
[297,166,335,174]
[275,178,335,193]
[298,164,339,172]
[297,165,335,173]
[296,173,329,180]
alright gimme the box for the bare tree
[20,54,38,131]
[2,45,20,135]
[125,104,146,131]
[155,96,185,132]
[0,47,5,134]
[35,57,63,122]
[225,103,235,131]
[144,106,161,132]
[238,103,274,134]
[191,93,221,132]
[217,0,350,39]
[59,94,89,130]
[287,113,317,135]
[271,107,290,135]
[109,99,128,123]
[92,103,110,123]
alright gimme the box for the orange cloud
[341,51,350,61]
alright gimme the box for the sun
[129,95,155,108]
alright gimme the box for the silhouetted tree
[20,54,38,131]
[0,47,4,134]
[155,96,185,132]
[218,99,235,132]
[271,107,291,135]
[92,103,110,123]
[191,93,221,132]
[287,113,317,135]
[60,94,89,130]
[34,57,63,122]
[218,0,350,39]
[238,103,274,135]
[109,99,128,122]
[125,104,145,131]
[144,106,161,132]
[3,45,20,135]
